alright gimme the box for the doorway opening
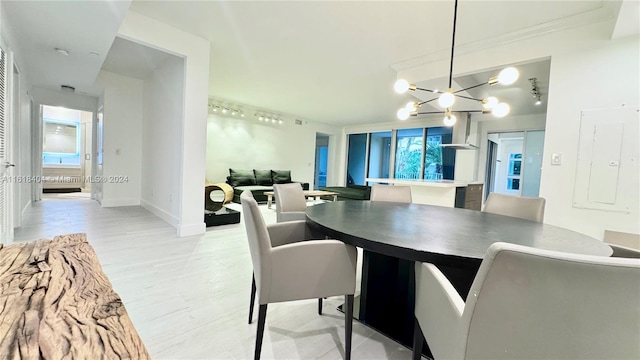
[485,131,545,199]
[40,105,93,199]
[314,134,329,190]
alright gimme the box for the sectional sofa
[226,169,309,203]
[319,184,371,201]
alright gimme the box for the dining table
[306,201,612,355]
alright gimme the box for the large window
[346,133,367,185]
[426,127,454,180]
[346,126,455,184]
[395,128,423,179]
[368,131,391,179]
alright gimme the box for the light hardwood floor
[13,197,416,360]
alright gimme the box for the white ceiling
[2,0,634,126]
[1,0,131,96]
[102,37,175,80]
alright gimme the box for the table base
[355,250,481,358]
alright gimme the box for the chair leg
[249,274,256,324]
[254,304,268,360]
[344,294,354,360]
[318,298,323,315]
[412,317,424,360]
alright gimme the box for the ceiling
[2,0,634,126]
[1,0,131,96]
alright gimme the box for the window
[367,131,392,179]
[42,119,81,166]
[395,128,423,180]
[425,127,454,180]
[347,126,456,184]
[346,133,367,185]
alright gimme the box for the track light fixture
[393,0,518,126]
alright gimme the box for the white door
[0,47,10,244]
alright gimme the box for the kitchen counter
[366,178,484,209]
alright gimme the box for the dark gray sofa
[319,185,371,201]
[226,169,309,203]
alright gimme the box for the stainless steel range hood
[440,143,478,150]
[440,113,478,150]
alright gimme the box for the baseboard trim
[177,222,206,237]
[22,201,31,218]
[140,199,179,227]
[101,198,141,207]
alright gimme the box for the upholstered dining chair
[370,184,412,203]
[273,183,307,222]
[413,242,640,360]
[241,190,357,360]
[482,192,545,222]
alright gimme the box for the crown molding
[390,5,614,72]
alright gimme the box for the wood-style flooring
[13,197,417,360]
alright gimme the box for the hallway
[12,199,407,359]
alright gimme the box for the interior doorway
[314,134,329,190]
[485,131,545,199]
[40,105,93,198]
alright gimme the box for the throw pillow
[271,170,292,184]
[254,170,273,186]
[228,169,257,187]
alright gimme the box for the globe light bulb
[497,67,519,85]
[443,114,457,126]
[438,92,455,108]
[397,108,410,121]
[405,101,417,111]
[394,79,410,94]
[483,96,498,109]
[492,103,510,118]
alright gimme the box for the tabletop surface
[306,201,612,264]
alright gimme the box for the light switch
[551,153,562,165]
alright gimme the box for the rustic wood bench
[0,233,150,359]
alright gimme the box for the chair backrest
[604,230,640,250]
[608,243,640,258]
[483,192,545,222]
[459,242,640,359]
[241,191,273,296]
[273,183,306,222]
[370,184,412,203]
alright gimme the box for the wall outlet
[551,153,562,165]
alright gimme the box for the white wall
[141,56,184,226]
[119,11,210,237]
[95,70,143,207]
[206,113,343,189]
[540,35,639,239]
[474,114,546,185]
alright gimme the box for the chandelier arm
[448,0,459,89]
[453,94,484,102]
[416,87,441,93]
[454,82,487,93]
[417,98,438,106]
[414,109,485,116]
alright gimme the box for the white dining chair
[273,182,307,222]
[241,190,357,360]
[413,242,640,360]
[483,192,545,222]
[370,184,412,203]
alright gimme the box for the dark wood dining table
[306,201,612,355]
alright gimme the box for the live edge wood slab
[0,233,150,359]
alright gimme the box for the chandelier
[394,0,519,126]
